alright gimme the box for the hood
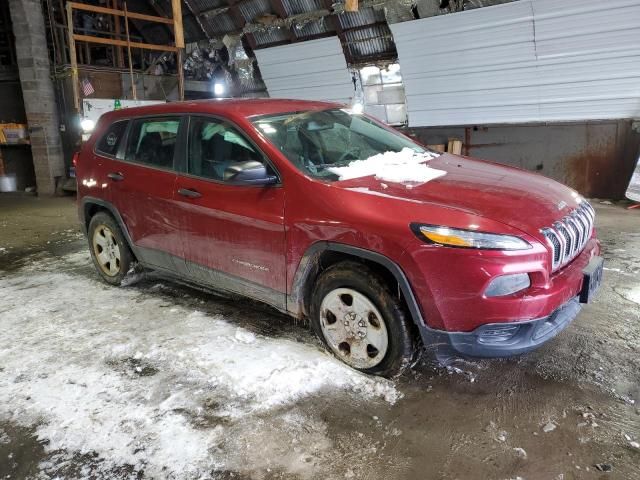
[336,154,583,237]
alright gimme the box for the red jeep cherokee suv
[77,99,603,377]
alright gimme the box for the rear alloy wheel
[92,225,121,276]
[88,211,133,285]
[310,261,417,377]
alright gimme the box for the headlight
[411,224,532,250]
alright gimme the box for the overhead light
[360,66,380,78]
[351,102,364,114]
[213,82,225,96]
[80,118,95,132]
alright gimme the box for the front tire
[88,212,133,286]
[310,261,417,377]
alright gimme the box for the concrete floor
[0,193,639,479]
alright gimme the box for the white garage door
[254,37,354,105]
[390,0,640,127]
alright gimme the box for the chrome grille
[541,201,595,271]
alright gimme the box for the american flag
[81,78,95,97]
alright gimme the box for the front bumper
[425,297,582,357]
[404,235,601,332]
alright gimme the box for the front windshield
[251,108,427,181]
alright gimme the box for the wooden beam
[225,3,246,30]
[268,0,288,19]
[67,2,174,25]
[222,1,258,55]
[112,0,124,67]
[171,0,185,48]
[73,34,178,52]
[177,49,185,100]
[66,2,80,112]
[268,0,296,42]
[181,0,210,40]
[171,0,185,100]
[345,0,358,12]
[123,2,137,99]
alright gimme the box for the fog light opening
[485,273,531,297]
[478,325,521,344]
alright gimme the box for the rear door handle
[178,188,202,199]
[107,172,124,182]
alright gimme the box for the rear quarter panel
[76,118,115,222]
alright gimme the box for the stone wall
[9,0,65,195]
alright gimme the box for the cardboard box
[0,124,29,144]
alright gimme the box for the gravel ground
[0,194,639,479]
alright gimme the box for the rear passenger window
[125,117,180,169]
[96,120,128,157]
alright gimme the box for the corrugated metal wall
[408,121,640,198]
[254,37,354,104]
[391,0,640,127]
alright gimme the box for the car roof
[99,98,342,124]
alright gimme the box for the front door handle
[178,188,202,199]
[107,172,124,182]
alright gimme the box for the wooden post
[123,2,137,100]
[171,0,185,100]
[112,0,124,67]
[171,0,184,49]
[66,2,80,112]
[177,49,185,101]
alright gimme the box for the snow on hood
[329,147,445,185]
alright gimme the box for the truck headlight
[411,224,532,250]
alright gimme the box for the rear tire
[310,260,417,377]
[88,211,134,286]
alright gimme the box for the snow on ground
[329,147,445,184]
[0,251,400,478]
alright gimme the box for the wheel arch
[80,197,136,254]
[289,242,427,336]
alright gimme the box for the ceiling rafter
[322,0,353,63]
[181,0,211,39]
[133,0,177,48]
[268,0,297,42]
[146,0,396,63]
[223,0,258,50]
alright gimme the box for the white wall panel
[254,37,354,104]
[391,0,640,126]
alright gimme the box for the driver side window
[188,117,264,182]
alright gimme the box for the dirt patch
[106,356,160,377]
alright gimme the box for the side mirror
[224,160,278,185]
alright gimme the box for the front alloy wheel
[319,288,389,369]
[310,260,417,377]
